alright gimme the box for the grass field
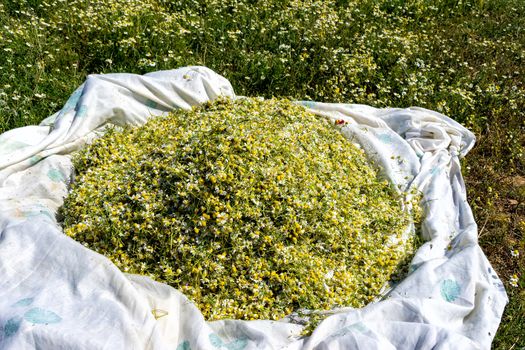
[1,0,523,347]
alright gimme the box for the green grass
[0,0,523,347]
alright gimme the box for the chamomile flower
[61,98,421,324]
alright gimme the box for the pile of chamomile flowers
[61,97,420,322]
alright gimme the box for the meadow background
[0,0,523,347]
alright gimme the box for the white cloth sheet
[0,66,507,349]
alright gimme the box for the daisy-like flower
[61,97,422,325]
